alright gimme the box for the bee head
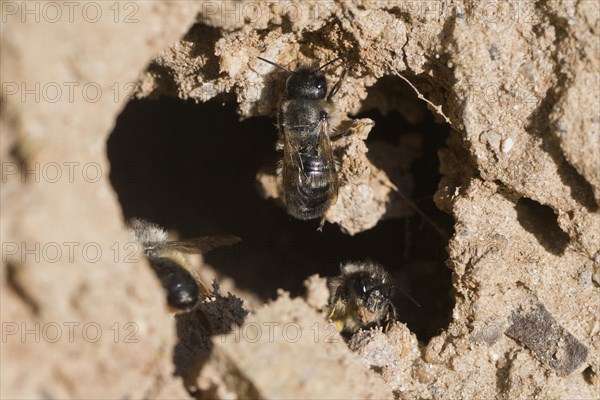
[354,273,392,313]
[285,69,327,100]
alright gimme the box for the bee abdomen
[303,155,327,174]
[149,256,200,311]
[167,278,200,311]
[286,180,332,220]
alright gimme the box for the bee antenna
[399,288,421,308]
[257,57,292,73]
[314,54,346,73]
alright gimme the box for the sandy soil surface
[2,1,599,399]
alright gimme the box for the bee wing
[165,235,241,254]
[318,116,339,201]
[281,127,304,182]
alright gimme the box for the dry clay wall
[1,1,599,399]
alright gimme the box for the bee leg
[326,306,335,321]
[197,277,210,298]
[330,128,353,141]
[184,265,210,298]
[317,194,331,231]
[330,119,367,142]
[318,214,327,231]
[383,303,398,333]
[327,65,348,102]
[318,179,339,232]
[325,307,345,333]
[334,320,345,333]
[318,205,336,231]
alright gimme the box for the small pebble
[501,137,514,153]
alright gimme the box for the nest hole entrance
[515,197,570,255]
[355,74,455,341]
[107,75,453,341]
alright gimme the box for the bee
[326,261,397,335]
[258,55,352,229]
[128,218,240,312]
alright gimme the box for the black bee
[326,261,397,335]
[258,55,351,229]
[128,218,240,312]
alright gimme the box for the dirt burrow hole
[107,14,468,396]
[106,21,456,391]
[107,87,453,327]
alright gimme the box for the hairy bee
[258,55,351,229]
[128,218,240,312]
[326,261,397,335]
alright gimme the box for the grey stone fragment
[506,302,588,375]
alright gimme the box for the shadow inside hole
[107,96,453,342]
[515,197,570,256]
[355,107,455,342]
[172,285,249,397]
